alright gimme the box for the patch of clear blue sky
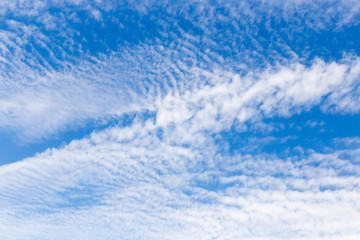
[1,1,360,165]
[0,119,111,165]
[0,110,156,165]
[216,108,360,158]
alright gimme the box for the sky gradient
[0,0,360,239]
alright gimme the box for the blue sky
[0,0,360,239]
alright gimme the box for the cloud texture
[0,0,360,239]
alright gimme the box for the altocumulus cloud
[0,0,360,239]
[0,119,360,239]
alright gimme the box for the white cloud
[1,46,360,142]
[155,56,360,140]
[0,1,360,238]
[1,0,359,142]
[0,119,359,239]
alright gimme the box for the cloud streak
[0,0,360,239]
[0,119,359,239]
[1,0,360,141]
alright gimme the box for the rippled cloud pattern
[0,1,360,239]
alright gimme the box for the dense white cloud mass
[156,56,360,136]
[1,0,360,239]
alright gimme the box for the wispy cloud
[0,0,360,239]
[1,54,360,237]
[155,56,360,141]
[0,0,359,141]
[0,119,359,239]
